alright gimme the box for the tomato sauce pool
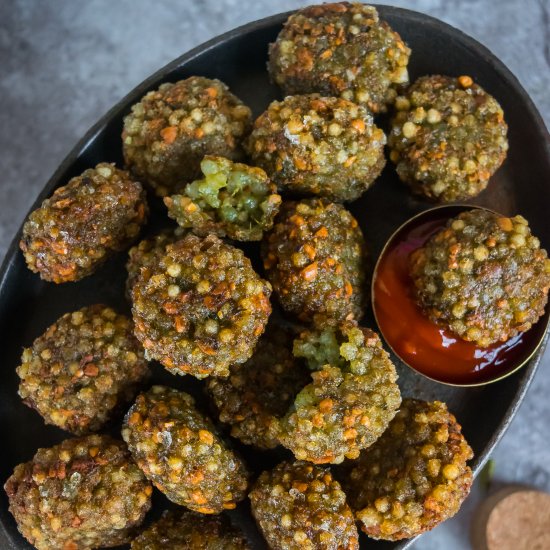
[372,208,544,385]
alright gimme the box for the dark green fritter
[279,323,401,464]
[20,163,148,283]
[410,209,550,347]
[132,233,272,378]
[125,228,185,299]
[17,305,149,435]
[122,77,252,197]
[245,94,386,201]
[268,2,410,113]
[249,460,359,550]
[122,386,249,514]
[4,434,152,550]
[340,399,473,541]
[131,509,250,549]
[206,323,310,449]
[388,75,508,202]
[262,199,365,326]
[164,155,281,241]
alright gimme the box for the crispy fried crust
[122,386,249,513]
[245,94,385,201]
[250,460,359,550]
[340,399,473,540]
[131,509,250,549]
[125,228,185,299]
[4,435,152,550]
[410,209,550,346]
[123,77,252,196]
[262,199,365,326]
[279,323,401,464]
[132,233,271,378]
[269,3,410,113]
[20,163,147,283]
[388,75,508,202]
[18,305,149,434]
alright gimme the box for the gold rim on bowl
[370,204,550,388]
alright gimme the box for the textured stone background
[1,1,549,548]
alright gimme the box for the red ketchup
[372,210,544,385]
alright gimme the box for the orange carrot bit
[315,226,328,239]
[198,430,214,445]
[160,126,178,144]
[188,470,205,485]
[344,428,358,440]
[163,301,179,315]
[51,242,68,255]
[458,75,473,88]
[351,119,365,133]
[310,98,327,111]
[128,412,141,426]
[71,516,82,528]
[319,398,334,412]
[343,415,357,428]
[174,316,187,333]
[83,363,99,377]
[294,156,308,170]
[53,198,73,209]
[56,265,76,277]
[292,481,308,492]
[297,48,314,71]
[191,490,208,505]
[312,413,324,428]
[197,342,216,356]
[301,262,318,281]
[314,453,334,464]
[163,357,175,369]
[343,156,357,168]
[303,243,316,260]
[290,214,306,227]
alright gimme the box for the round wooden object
[471,486,550,550]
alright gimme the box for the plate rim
[1,5,549,549]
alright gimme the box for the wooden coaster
[470,486,550,550]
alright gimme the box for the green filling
[293,329,344,371]
[293,326,372,376]
[183,157,273,226]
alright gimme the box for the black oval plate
[1,6,549,549]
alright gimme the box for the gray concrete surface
[1,1,549,548]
